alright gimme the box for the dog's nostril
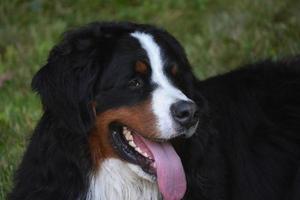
[176,110,190,119]
[171,100,198,128]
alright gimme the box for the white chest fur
[87,158,162,200]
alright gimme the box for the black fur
[182,57,300,200]
[9,21,300,200]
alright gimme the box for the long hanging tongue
[133,135,186,200]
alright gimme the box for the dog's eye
[128,77,143,89]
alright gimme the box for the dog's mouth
[110,123,156,176]
[109,122,187,200]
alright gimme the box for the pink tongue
[134,135,187,200]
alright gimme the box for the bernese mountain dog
[9,22,300,200]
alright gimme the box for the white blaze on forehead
[131,31,190,138]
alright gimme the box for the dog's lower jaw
[87,158,162,200]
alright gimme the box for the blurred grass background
[0,0,299,198]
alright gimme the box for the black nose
[171,100,199,128]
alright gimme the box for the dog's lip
[109,122,156,176]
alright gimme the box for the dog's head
[32,22,201,199]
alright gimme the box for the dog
[9,21,300,200]
[9,22,200,200]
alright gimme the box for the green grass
[0,0,300,198]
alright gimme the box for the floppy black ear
[32,22,133,135]
[32,53,96,135]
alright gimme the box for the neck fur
[87,158,161,200]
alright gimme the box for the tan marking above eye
[135,60,148,74]
[171,64,178,76]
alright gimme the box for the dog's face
[32,22,200,199]
[90,30,198,161]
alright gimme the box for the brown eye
[128,77,143,89]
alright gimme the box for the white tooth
[143,152,148,157]
[153,162,157,168]
[129,141,136,147]
[124,129,133,140]
[124,132,130,138]
[135,147,142,153]
[127,134,133,140]
[125,134,133,141]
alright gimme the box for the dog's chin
[126,162,157,183]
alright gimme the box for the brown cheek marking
[135,60,148,74]
[88,99,158,168]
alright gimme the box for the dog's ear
[32,22,132,135]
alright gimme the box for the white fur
[87,159,162,200]
[131,32,190,139]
